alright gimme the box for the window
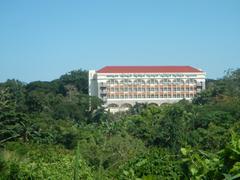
[162,79,170,85]
[147,79,158,85]
[186,79,196,85]
[123,79,130,85]
[109,79,118,85]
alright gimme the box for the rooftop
[97,66,203,73]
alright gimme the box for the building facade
[89,66,206,112]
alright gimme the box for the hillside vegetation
[0,69,240,179]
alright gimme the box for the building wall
[88,70,98,97]
[89,70,206,112]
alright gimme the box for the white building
[89,66,206,112]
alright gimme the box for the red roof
[97,66,203,73]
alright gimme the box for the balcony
[100,89,107,93]
[100,86,107,98]
[101,96,107,102]
[196,82,203,92]
[99,83,107,94]
[99,82,107,87]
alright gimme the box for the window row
[106,87,196,92]
[106,79,198,85]
[106,74,197,78]
[106,94,195,99]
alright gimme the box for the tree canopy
[0,68,240,179]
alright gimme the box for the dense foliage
[0,69,240,179]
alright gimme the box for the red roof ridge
[97,66,203,73]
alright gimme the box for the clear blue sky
[0,0,240,82]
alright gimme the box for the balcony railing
[100,89,107,93]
